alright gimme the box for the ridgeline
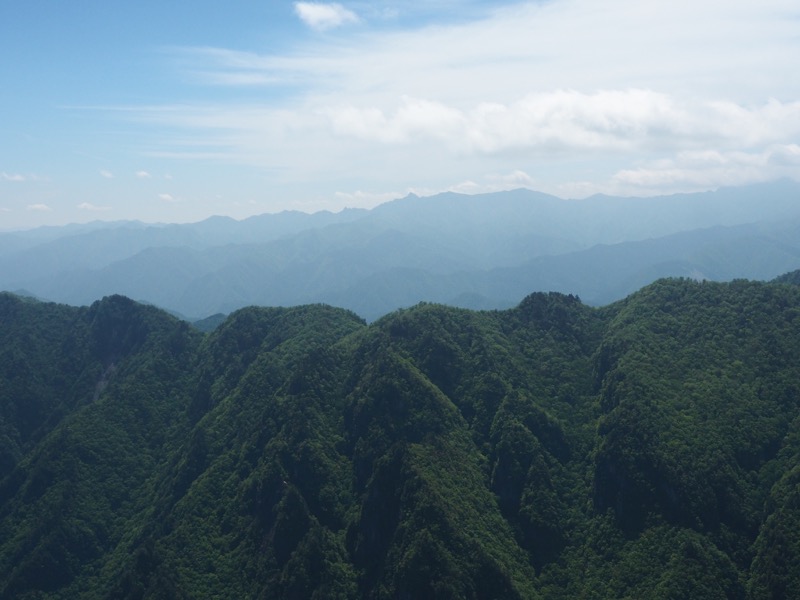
[1,272,800,598]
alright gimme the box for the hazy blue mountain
[364,179,800,248]
[473,219,800,307]
[0,208,369,283]
[189,206,369,241]
[1,180,798,320]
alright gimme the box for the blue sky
[2,0,799,229]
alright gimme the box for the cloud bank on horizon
[1,0,799,228]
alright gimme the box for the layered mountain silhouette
[1,180,799,320]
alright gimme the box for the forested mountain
[1,180,799,320]
[2,272,800,598]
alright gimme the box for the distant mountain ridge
[1,179,798,320]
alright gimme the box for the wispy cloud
[158,193,178,202]
[27,203,51,212]
[323,92,800,155]
[168,47,296,87]
[130,93,800,165]
[100,170,114,179]
[333,188,403,208]
[114,0,800,202]
[609,144,800,195]
[136,170,152,179]
[2,172,27,182]
[294,2,360,31]
[331,169,538,209]
[77,202,111,211]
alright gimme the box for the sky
[1,0,799,229]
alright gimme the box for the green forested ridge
[0,274,799,598]
[774,269,800,287]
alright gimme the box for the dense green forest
[1,273,800,598]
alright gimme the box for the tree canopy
[1,272,800,598]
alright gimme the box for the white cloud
[158,193,177,202]
[115,0,800,205]
[768,143,800,166]
[324,96,465,145]
[611,144,800,191]
[167,47,300,87]
[294,2,359,31]
[331,169,537,209]
[78,202,111,211]
[27,203,51,212]
[100,170,114,179]
[447,180,482,194]
[486,170,535,189]
[1,172,26,182]
[333,188,403,209]
[136,170,152,179]
[438,170,537,195]
[317,92,800,159]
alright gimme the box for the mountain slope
[1,275,800,597]
[0,294,203,597]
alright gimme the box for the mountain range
[2,270,800,598]
[2,179,799,321]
